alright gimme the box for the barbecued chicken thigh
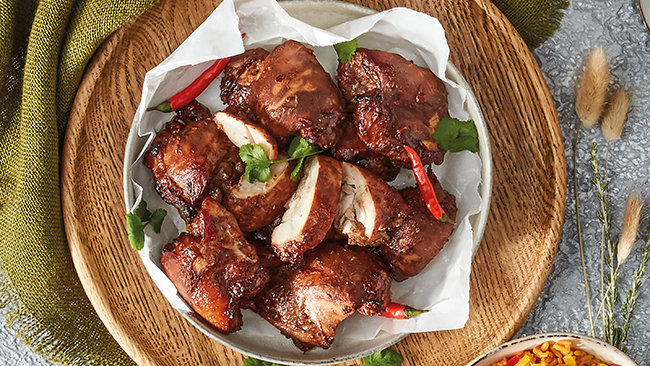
[221,40,346,148]
[271,155,342,263]
[252,241,392,351]
[144,101,242,221]
[337,48,449,166]
[379,170,457,281]
[335,162,410,246]
[161,197,269,334]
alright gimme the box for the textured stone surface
[1,0,649,364]
[517,0,650,361]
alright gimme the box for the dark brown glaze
[271,155,342,263]
[224,160,299,232]
[331,120,401,181]
[221,40,346,148]
[161,197,269,334]
[143,101,240,221]
[253,241,392,350]
[335,162,410,247]
[379,171,457,281]
[337,48,449,166]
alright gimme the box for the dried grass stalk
[576,47,610,127]
[618,192,643,267]
[602,88,631,141]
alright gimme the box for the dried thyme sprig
[619,224,650,353]
[589,142,619,342]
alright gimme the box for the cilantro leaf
[362,347,404,366]
[290,157,305,181]
[334,39,357,63]
[243,357,284,366]
[288,136,313,159]
[245,160,272,183]
[432,117,479,153]
[149,209,167,234]
[126,201,167,250]
[240,144,273,183]
[240,143,271,164]
[134,200,151,222]
[126,213,145,250]
[239,137,323,183]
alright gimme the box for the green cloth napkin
[0,0,566,364]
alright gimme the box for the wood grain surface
[61,0,566,365]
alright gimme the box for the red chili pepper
[147,57,231,112]
[380,302,428,319]
[403,145,451,223]
[504,354,522,366]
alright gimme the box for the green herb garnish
[243,357,284,366]
[334,38,357,63]
[432,116,479,153]
[239,136,324,183]
[125,201,167,250]
[362,347,404,366]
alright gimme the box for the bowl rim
[465,332,639,366]
[121,0,493,364]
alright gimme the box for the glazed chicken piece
[224,159,299,232]
[161,197,269,334]
[221,40,346,148]
[331,121,401,181]
[271,155,342,263]
[253,241,392,351]
[337,48,449,166]
[379,170,457,281]
[335,162,410,246]
[143,101,241,221]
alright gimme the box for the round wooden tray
[61,0,566,365]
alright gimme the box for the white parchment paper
[128,0,483,341]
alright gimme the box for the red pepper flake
[504,354,522,366]
[403,145,452,223]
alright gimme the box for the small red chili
[504,354,522,366]
[403,145,451,223]
[380,302,428,319]
[147,57,231,113]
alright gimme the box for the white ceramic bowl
[123,1,492,364]
[466,333,639,366]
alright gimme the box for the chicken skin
[337,48,449,166]
[161,197,269,334]
[379,170,457,281]
[221,40,346,148]
[252,241,392,351]
[144,101,241,221]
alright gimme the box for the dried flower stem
[589,142,618,343]
[574,125,596,336]
[620,229,650,353]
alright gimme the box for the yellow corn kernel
[490,358,507,366]
[574,350,586,357]
[541,342,550,352]
[548,360,559,366]
[557,340,572,349]
[563,355,577,366]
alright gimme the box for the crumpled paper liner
[127,0,483,341]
